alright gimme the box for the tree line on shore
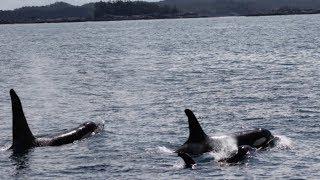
[1,0,320,24]
[160,0,320,16]
[0,1,180,24]
[94,1,178,19]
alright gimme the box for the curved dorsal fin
[185,109,208,143]
[10,89,35,151]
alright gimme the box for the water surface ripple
[0,15,319,178]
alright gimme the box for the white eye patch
[253,137,267,147]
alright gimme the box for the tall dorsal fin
[10,89,35,151]
[185,109,208,143]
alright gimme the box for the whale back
[47,122,98,146]
[235,128,274,149]
[10,89,36,152]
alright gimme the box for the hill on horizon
[1,0,320,24]
[0,2,94,22]
[0,1,179,24]
[160,0,320,16]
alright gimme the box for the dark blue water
[0,15,319,178]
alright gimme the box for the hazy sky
[0,0,158,10]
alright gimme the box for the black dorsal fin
[178,152,196,168]
[10,89,35,151]
[184,109,208,143]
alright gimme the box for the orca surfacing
[175,109,213,155]
[9,89,100,153]
[176,109,276,155]
[178,145,255,167]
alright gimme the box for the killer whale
[178,145,255,167]
[176,109,275,155]
[234,128,276,149]
[178,152,196,169]
[218,145,255,164]
[9,89,100,153]
[175,109,213,155]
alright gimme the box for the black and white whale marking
[178,152,197,169]
[9,89,100,153]
[218,145,255,164]
[176,109,276,155]
[178,145,255,167]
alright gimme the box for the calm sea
[0,15,319,179]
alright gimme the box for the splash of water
[274,135,294,149]
[0,144,11,151]
[145,146,175,155]
[172,162,187,170]
[208,135,238,161]
[157,146,175,154]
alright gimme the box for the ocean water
[0,14,319,179]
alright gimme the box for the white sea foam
[208,135,238,161]
[157,146,175,154]
[173,162,186,170]
[145,146,175,155]
[274,135,294,149]
[0,144,10,151]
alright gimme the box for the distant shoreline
[247,8,320,17]
[1,7,320,25]
[2,12,320,25]
[2,1,320,25]
[0,14,208,25]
